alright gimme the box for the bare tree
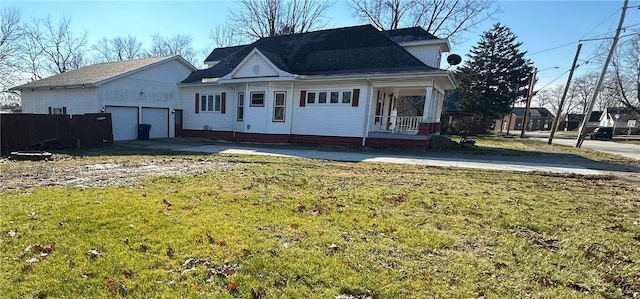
[609,33,639,114]
[21,15,88,78]
[147,33,198,66]
[209,23,247,48]
[92,35,144,63]
[0,7,22,104]
[569,73,599,113]
[225,0,332,41]
[350,0,497,43]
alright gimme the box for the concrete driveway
[126,138,640,181]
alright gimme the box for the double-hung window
[273,92,286,122]
[237,92,244,121]
[201,94,222,112]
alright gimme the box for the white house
[599,107,639,131]
[12,56,196,141]
[178,25,456,148]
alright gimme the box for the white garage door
[141,107,169,139]
[105,106,138,141]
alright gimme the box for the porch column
[422,86,434,122]
[418,86,435,135]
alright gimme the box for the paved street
[526,131,640,160]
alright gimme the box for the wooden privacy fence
[0,113,113,153]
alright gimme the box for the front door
[174,109,183,137]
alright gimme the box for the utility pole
[548,43,582,144]
[576,0,629,148]
[520,68,537,138]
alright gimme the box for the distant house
[599,107,639,132]
[495,107,555,132]
[11,56,196,141]
[178,25,456,148]
[560,111,602,131]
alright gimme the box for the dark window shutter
[352,89,360,107]
[195,93,200,114]
[300,90,306,107]
[221,92,226,114]
[62,107,67,115]
[48,107,52,114]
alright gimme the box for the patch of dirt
[0,155,241,192]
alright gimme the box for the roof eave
[399,39,450,52]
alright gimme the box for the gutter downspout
[232,85,237,139]
[362,76,373,146]
[289,82,294,136]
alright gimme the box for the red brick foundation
[182,130,431,149]
[418,122,441,135]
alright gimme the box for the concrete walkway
[126,138,640,181]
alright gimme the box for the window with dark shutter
[299,90,306,107]
[221,92,226,114]
[352,89,360,107]
[195,93,200,113]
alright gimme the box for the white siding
[404,45,441,68]
[239,84,292,134]
[20,59,193,139]
[180,86,237,132]
[291,83,368,137]
[233,54,279,78]
[21,88,99,114]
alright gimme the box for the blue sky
[3,0,640,90]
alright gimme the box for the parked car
[589,127,613,140]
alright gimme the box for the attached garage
[141,107,169,139]
[105,106,138,141]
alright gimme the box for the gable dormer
[219,48,294,82]
[203,45,248,68]
[383,27,450,68]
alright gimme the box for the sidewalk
[123,138,640,181]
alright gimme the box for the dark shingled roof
[512,107,555,118]
[183,25,437,84]
[204,45,249,63]
[382,27,439,43]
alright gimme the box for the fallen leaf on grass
[206,232,215,244]
[166,246,175,258]
[537,278,557,287]
[423,273,433,280]
[567,281,591,293]
[494,262,508,269]
[251,286,266,299]
[87,248,102,259]
[296,202,306,212]
[218,240,227,246]
[227,281,239,291]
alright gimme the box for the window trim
[250,91,265,107]
[237,92,244,121]
[51,107,64,115]
[200,94,222,112]
[341,91,352,104]
[273,91,286,122]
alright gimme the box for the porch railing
[373,116,421,132]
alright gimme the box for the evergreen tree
[457,23,533,131]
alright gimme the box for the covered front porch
[367,79,447,139]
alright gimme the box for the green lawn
[1,154,639,298]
